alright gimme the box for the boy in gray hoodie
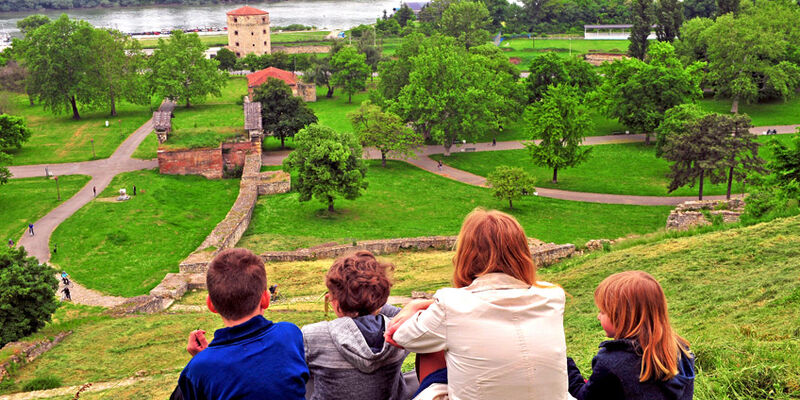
[302,251,410,400]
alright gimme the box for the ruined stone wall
[258,171,291,195]
[158,146,223,179]
[584,53,626,66]
[273,45,331,54]
[666,199,745,230]
[0,332,71,381]
[222,141,258,170]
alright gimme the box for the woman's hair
[452,208,537,288]
[326,250,393,317]
[594,270,690,382]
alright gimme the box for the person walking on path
[61,286,71,301]
[492,137,496,146]
[28,223,34,236]
[437,160,443,171]
[93,186,97,197]
[133,185,137,195]
[7,239,13,248]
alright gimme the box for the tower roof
[227,6,269,16]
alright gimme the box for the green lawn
[240,160,670,252]
[49,170,239,297]
[500,38,629,69]
[698,96,800,126]
[307,86,372,133]
[432,134,798,197]
[131,133,158,159]
[1,92,153,165]
[0,175,91,241]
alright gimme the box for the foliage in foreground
[0,247,58,347]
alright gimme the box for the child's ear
[261,290,270,310]
[206,296,218,314]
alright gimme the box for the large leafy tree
[21,14,97,120]
[252,78,318,149]
[282,125,368,212]
[214,48,237,71]
[439,1,492,51]
[673,17,714,65]
[655,103,708,158]
[524,84,593,183]
[303,57,336,98]
[654,0,683,42]
[683,0,716,19]
[662,113,732,199]
[525,53,599,102]
[597,42,704,145]
[0,247,59,347]
[147,30,227,108]
[629,0,653,60]
[394,4,416,27]
[348,101,422,167]
[392,39,502,156]
[487,166,537,209]
[374,33,427,108]
[16,14,51,37]
[330,46,370,104]
[720,113,765,199]
[0,114,31,185]
[716,0,739,16]
[89,28,148,116]
[701,4,800,113]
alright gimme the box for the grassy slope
[0,175,91,241]
[240,160,670,251]
[1,92,152,165]
[49,170,239,297]
[6,215,798,399]
[432,134,798,197]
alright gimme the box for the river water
[0,0,399,37]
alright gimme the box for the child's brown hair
[594,270,690,382]
[206,248,267,320]
[326,251,393,317]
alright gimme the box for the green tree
[655,103,708,158]
[348,100,422,167]
[439,1,492,51]
[89,29,148,116]
[598,41,704,145]
[525,53,599,102]
[673,17,714,64]
[303,57,336,98]
[0,247,59,347]
[662,113,731,199]
[716,0,739,16]
[214,48,237,71]
[16,14,51,37]
[654,0,682,42]
[282,125,368,212]
[721,113,764,199]
[394,4,416,27]
[375,33,427,108]
[330,46,370,103]
[629,0,653,60]
[487,166,537,209]
[0,114,31,185]
[770,134,800,189]
[392,39,502,156]
[702,5,800,113]
[147,30,227,108]
[21,14,96,120]
[683,0,717,19]
[524,84,593,183]
[252,78,318,149]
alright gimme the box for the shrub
[22,375,62,392]
[0,248,59,347]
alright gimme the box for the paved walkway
[10,108,166,307]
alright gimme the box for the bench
[462,147,476,152]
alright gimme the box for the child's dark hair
[326,251,393,317]
[206,248,267,320]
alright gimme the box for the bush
[22,375,62,392]
[0,248,59,347]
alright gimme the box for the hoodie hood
[328,314,408,374]
[660,350,695,399]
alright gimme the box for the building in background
[227,6,271,57]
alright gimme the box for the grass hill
[1,215,798,399]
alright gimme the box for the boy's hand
[187,330,208,356]
[384,299,434,348]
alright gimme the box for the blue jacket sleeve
[567,356,625,400]
[178,369,206,400]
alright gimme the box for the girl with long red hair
[567,270,696,400]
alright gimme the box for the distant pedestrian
[61,286,71,301]
[28,224,34,236]
[53,243,57,255]
[133,185,137,196]
[93,186,97,197]
[437,160,443,171]
[492,137,496,146]
[7,239,13,248]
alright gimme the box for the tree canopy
[0,247,59,347]
[348,101,422,167]
[525,53,599,102]
[282,125,368,212]
[487,166,536,209]
[147,30,227,108]
[524,84,593,183]
[0,114,32,185]
[439,1,492,51]
[330,46,371,104]
[252,78,318,149]
[629,0,653,60]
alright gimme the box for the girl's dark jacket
[567,339,695,400]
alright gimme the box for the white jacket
[393,273,569,400]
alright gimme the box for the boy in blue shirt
[177,248,309,400]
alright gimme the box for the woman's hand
[385,299,434,347]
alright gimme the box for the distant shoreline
[0,0,285,15]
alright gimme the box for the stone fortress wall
[666,199,745,230]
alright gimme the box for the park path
[0,376,154,400]
[10,104,170,307]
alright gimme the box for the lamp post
[90,138,96,158]
[54,175,61,201]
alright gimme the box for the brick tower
[227,6,271,57]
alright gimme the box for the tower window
[253,44,256,46]
[263,29,266,34]
[236,52,240,56]
[235,42,239,46]
[262,17,266,22]
[264,41,267,45]
[251,32,254,35]
[233,18,238,23]
[234,30,238,35]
